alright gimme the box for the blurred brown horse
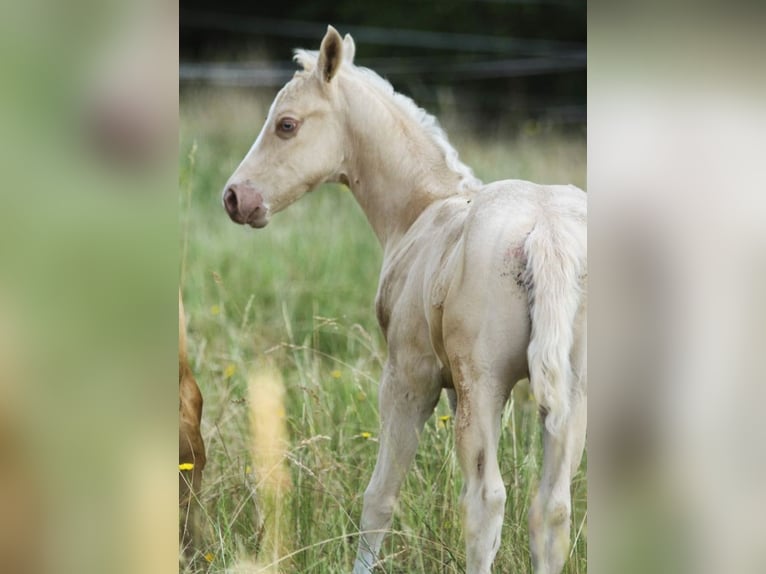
[179,295,206,556]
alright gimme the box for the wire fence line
[180,52,585,86]
[181,12,584,56]
[179,64,585,124]
[179,61,586,124]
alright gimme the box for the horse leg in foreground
[179,295,206,557]
[221,26,586,573]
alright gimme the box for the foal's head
[223,26,354,228]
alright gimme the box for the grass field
[179,86,586,573]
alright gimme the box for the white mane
[294,49,483,192]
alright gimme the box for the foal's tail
[523,200,586,436]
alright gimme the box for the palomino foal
[223,26,586,574]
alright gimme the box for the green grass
[180,87,586,573]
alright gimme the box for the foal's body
[223,26,586,574]
[366,181,586,574]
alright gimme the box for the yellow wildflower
[439,415,451,422]
[210,304,220,316]
[330,369,342,379]
[179,463,194,471]
[204,552,214,563]
[360,432,372,439]
[223,364,236,379]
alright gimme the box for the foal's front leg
[353,361,440,574]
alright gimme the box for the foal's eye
[276,117,299,137]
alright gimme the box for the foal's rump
[444,180,587,422]
[520,183,586,435]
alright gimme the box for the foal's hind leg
[443,265,530,573]
[529,315,587,574]
[528,392,586,574]
[353,360,441,574]
[451,358,513,574]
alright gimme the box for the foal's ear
[343,34,356,64]
[317,25,344,83]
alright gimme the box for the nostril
[223,186,238,215]
[223,182,267,226]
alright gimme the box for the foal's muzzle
[222,181,269,228]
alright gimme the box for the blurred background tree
[180,0,585,132]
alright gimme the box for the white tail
[523,207,586,436]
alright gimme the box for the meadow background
[179,82,586,573]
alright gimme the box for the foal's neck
[339,78,472,251]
